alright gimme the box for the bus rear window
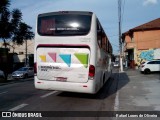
[38,14,91,36]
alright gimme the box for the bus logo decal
[39,53,89,68]
[74,53,88,68]
[39,55,46,62]
[48,52,56,62]
[59,54,71,67]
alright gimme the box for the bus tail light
[34,62,37,74]
[89,65,95,78]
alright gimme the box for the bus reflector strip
[37,82,43,84]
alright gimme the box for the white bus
[34,11,113,94]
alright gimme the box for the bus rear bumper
[34,76,97,94]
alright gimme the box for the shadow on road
[57,72,130,100]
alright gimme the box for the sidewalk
[0,74,33,86]
[115,68,160,111]
[124,67,141,75]
[0,74,12,84]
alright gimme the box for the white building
[0,40,34,64]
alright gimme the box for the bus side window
[97,21,102,48]
[102,32,106,51]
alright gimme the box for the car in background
[0,70,5,80]
[113,61,119,67]
[140,60,160,74]
[12,67,34,79]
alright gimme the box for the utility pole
[118,0,124,72]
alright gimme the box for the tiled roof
[122,18,160,38]
[130,18,160,31]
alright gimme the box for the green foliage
[0,0,11,42]
[0,0,10,12]
[12,22,34,45]
[0,0,34,46]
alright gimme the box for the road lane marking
[40,91,58,98]
[114,92,119,111]
[114,72,120,111]
[9,104,28,111]
[0,91,8,95]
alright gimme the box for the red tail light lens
[34,62,37,74]
[89,65,95,77]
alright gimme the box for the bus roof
[38,11,93,17]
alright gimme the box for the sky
[10,0,160,54]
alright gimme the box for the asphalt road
[0,68,160,120]
[0,69,119,120]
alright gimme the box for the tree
[0,0,11,48]
[12,22,34,45]
[12,22,34,66]
[0,0,35,81]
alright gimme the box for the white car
[0,70,5,79]
[140,60,160,74]
[12,67,34,79]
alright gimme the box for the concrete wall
[134,30,160,50]
[124,30,160,51]
[0,40,34,64]
[0,40,34,55]
[123,29,160,67]
[123,35,135,51]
